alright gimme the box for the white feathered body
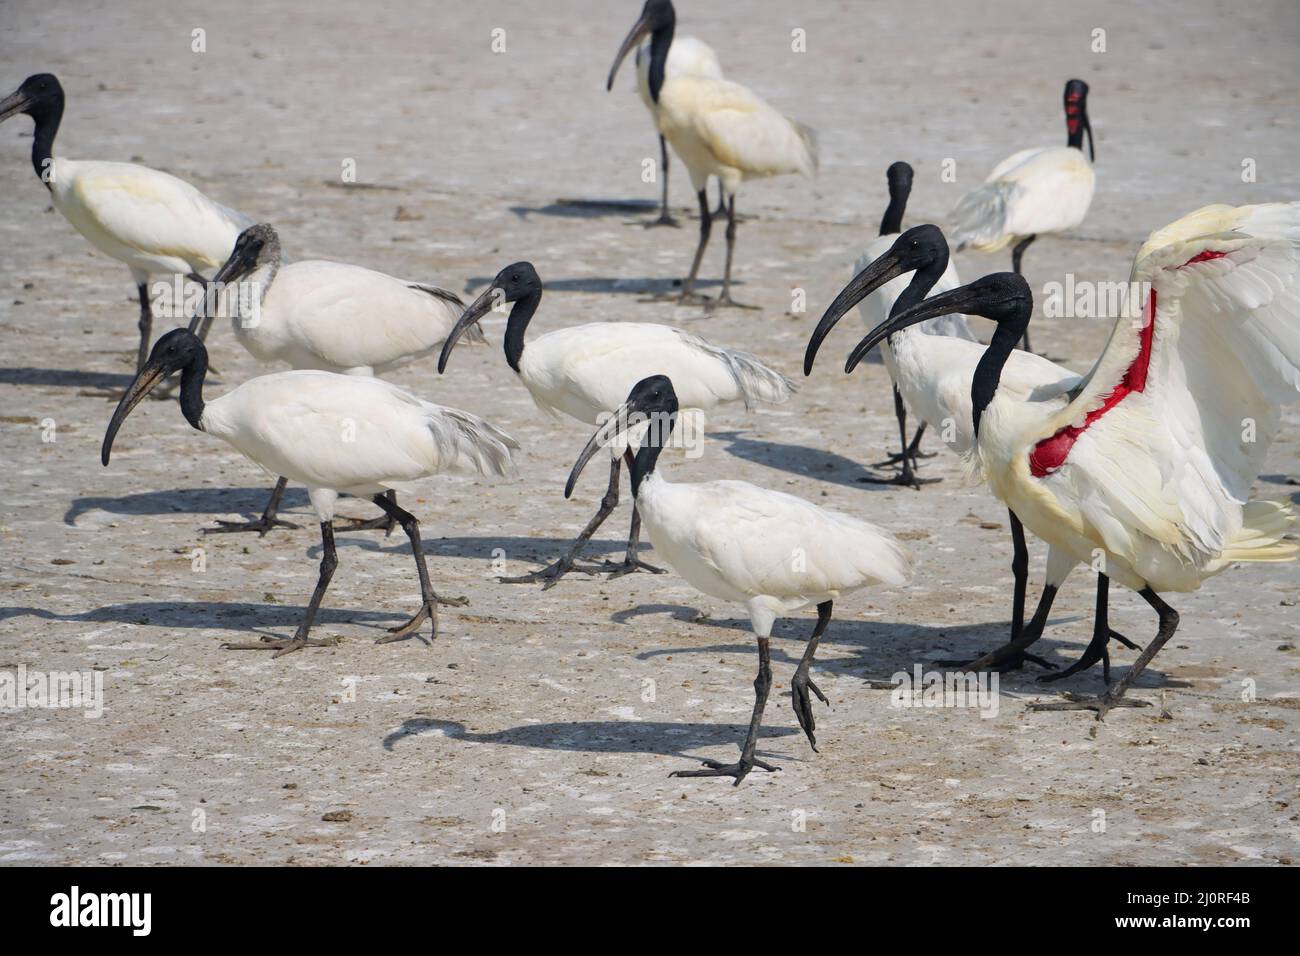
[517,322,794,425]
[974,202,1300,593]
[949,146,1094,253]
[635,35,723,113]
[198,371,516,520]
[654,75,817,195]
[48,158,250,281]
[635,472,913,634]
[229,259,469,375]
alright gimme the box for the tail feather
[1211,499,1297,567]
[949,181,1017,252]
[677,330,797,407]
[426,405,519,477]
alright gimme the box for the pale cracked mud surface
[1,0,1298,865]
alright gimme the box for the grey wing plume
[793,120,820,176]
[676,329,798,408]
[948,181,1016,251]
[427,405,520,477]
[409,283,485,344]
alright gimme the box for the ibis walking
[439,262,795,587]
[949,79,1096,352]
[853,203,1300,716]
[566,375,913,783]
[0,74,250,370]
[102,329,517,657]
[608,0,818,308]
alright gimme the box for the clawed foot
[599,554,667,580]
[333,514,397,536]
[871,449,937,468]
[670,755,780,786]
[714,293,760,311]
[1028,690,1151,720]
[791,669,829,752]
[856,468,941,489]
[499,557,606,590]
[376,593,469,644]
[644,213,681,229]
[221,634,339,658]
[1039,628,1142,684]
[934,649,1057,673]
[203,516,301,536]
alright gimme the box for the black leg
[1031,587,1175,718]
[791,601,833,751]
[203,476,302,536]
[678,188,712,303]
[136,283,152,373]
[334,488,399,536]
[646,136,680,228]
[671,635,780,785]
[713,180,727,219]
[184,273,217,342]
[602,450,666,579]
[937,571,1060,672]
[717,194,758,310]
[1039,573,1142,684]
[871,422,936,469]
[371,493,467,644]
[858,387,940,488]
[500,456,622,589]
[222,521,341,657]
[1010,235,1037,352]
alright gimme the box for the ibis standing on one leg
[0,74,251,371]
[948,79,1096,353]
[607,0,818,308]
[439,262,795,587]
[853,202,1300,717]
[102,329,517,658]
[195,223,479,536]
[566,375,913,783]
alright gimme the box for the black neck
[647,22,674,102]
[503,289,540,373]
[880,183,909,236]
[890,256,944,321]
[970,321,1024,438]
[179,351,209,431]
[29,95,63,188]
[630,410,676,496]
[1067,116,1086,151]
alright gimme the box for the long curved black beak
[102,360,172,465]
[607,14,652,91]
[804,251,906,375]
[438,286,498,374]
[565,401,648,499]
[846,284,985,374]
[0,89,29,123]
[1084,115,1095,163]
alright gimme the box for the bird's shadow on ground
[463,275,723,298]
[64,486,314,526]
[0,601,404,640]
[612,603,1178,693]
[709,430,905,489]
[382,717,799,761]
[0,367,135,390]
[1259,473,1300,505]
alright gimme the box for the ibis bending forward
[566,375,913,783]
[847,161,976,487]
[632,34,725,226]
[199,223,479,536]
[439,262,795,587]
[102,329,517,658]
[608,0,818,308]
[948,79,1095,352]
[855,203,1300,717]
[0,74,250,371]
[808,224,1133,679]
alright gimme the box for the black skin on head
[880,162,914,236]
[10,74,63,112]
[490,261,542,303]
[1,73,67,184]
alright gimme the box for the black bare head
[1064,78,1093,161]
[608,0,677,101]
[805,223,951,376]
[439,261,543,375]
[566,375,680,499]
[0,74,67,183]
[880,161,914,236]
[212,223,280,285]
[102,329,210,466]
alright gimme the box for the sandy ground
[2,0,1298,866]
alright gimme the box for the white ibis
[438,261,795,587]
[845,161,976,487]
[607,0,818,308]
[854,202,1300,717]
[632,34,725,226]
[197,223,481,536]
[949,78,1096,352]
[808,224,1137,678]
[566,375,913,783]
[101,329,518,658]
[0,74,251,370]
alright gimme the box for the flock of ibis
[3,0,1298,785]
